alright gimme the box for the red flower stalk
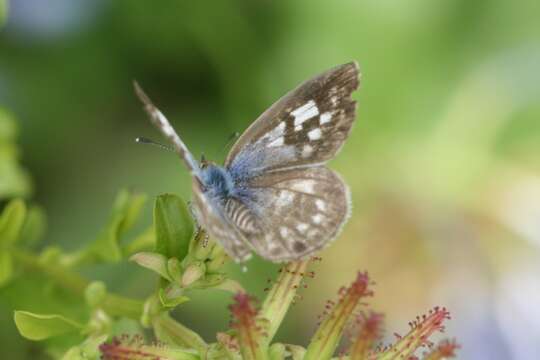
[229,292,266,360]
[349,311,384,360]
[377,307,451,359]
[304,272,373,360]
[423,339,460,359]
[99,334,197,360]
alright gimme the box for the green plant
[0,188,459,359]
[0,112,458,359]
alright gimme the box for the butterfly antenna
[135,137,175,152]
[133,81,202,180]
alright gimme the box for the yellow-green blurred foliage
[1,1,539,359]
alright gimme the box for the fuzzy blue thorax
[200,164,237,201]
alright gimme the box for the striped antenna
[135,136,175,152]
[133,81,202,181]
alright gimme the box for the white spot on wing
[315,199,326,211]
[259,122,286,143]
[289,180,316,194]
[308,128,322,140]
[296,223,308,233]
[320,112,332,124]
[280,227,289,237]
[268,137,284,147]
[312,214,323,224]
[302,144,313,158]
[276,191,294,207]
[292,100,319,126]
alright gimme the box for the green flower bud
[181,261,206,287]
[193,273,225,289]
[192,230,214,260]
[205,249,229,273]
[167,257,183,283]
[85,281,107,308]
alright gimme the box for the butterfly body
[135,62,360,263]
[199,164,237,201]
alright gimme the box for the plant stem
[304,273,371,360]
[12,249,87,293]
[259,260,310,346]
[102,294,144,320]
[12,248,143,319]
[153,313,207,353]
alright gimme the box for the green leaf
[92,190,147,262]
[0,250,13,286]
[158,286,190,308]
[123,226,155,256]
[0,109,32,198]
[0,198,27,247]
[92,219,123,262]
[14,311,83,341]
[112,189,147,236]
[19,205,46,247]
[0,199,27,286]
[0,150,32,198]
[130,252,172,281]
[154,194,194,259]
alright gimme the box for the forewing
[225,62,359,176]
[191,180,251,262]
[223,166,350,262]
[134,82,201,179]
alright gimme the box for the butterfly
[134,62,360,263]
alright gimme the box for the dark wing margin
[225,62,360,175]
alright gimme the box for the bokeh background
[1,0,540,359]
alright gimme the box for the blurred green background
[1,0,540,358]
